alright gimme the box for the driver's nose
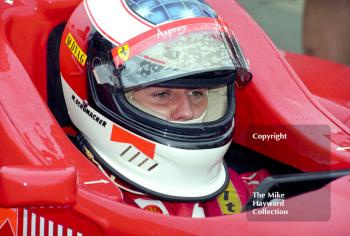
[170,91,195,121]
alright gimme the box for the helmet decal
[84,0,153,45]
[110,124,156,159]
[117,44,130,62]
[72,94,107,128]
[65,33,87,66]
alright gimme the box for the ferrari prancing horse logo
[117,44,130,62]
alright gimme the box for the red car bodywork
[0,0,350,235]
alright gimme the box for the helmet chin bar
[76,132,230,201]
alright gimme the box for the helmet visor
[105,18,249,91]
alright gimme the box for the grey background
[238,0,304,53]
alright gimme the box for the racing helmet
[59,0,252,201]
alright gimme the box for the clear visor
[118,21,243,89]
[93,19,248,89]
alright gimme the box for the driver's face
[132,87,208,121]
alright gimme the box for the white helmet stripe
[85,0,153,45]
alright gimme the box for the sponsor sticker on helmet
[111,125,156,159]
[65,33,87,66]
[117,44,130,62]
[71,94,107,127]
[217,181,242,214]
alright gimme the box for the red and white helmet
[60,0,252,201]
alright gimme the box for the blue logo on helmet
[126,0,217,25]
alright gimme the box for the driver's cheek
[189,96,207,117]
[147,104,173,120]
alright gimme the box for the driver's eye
[152,91,171,98]
[189,90,205,97]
